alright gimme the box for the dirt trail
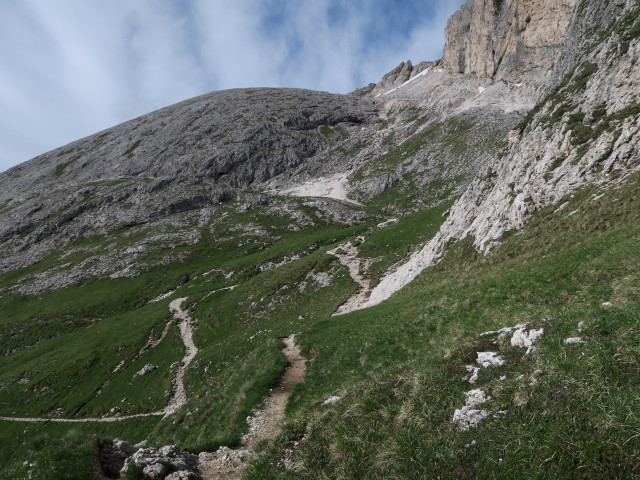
[165,297,198,415]
[199,334,306,480]
[0,297,198,423]
[327,236,372,315]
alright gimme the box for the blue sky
[0,0,464,172]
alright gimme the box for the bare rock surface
[360,0,640,310]
[443,0,577,84]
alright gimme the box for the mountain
[0,0,639,478]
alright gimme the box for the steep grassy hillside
[246,172,640,480]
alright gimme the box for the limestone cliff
[364,0,640,308]
[443,0,577,83]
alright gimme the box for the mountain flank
[0,0,639,478]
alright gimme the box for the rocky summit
[1,0,639,479]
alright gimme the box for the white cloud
[0,0,464,172]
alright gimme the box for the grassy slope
[0,198,380,478]
[1,171,638,479]
[246,172,640,479]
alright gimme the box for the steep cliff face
[443,0,577,83]
[365,0,640,308]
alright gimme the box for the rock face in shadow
[443,0,577,83]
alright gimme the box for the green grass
[123,140,142,158]
[54,154,81,176]
[245,172,640,479]
[0,196,374,474]
[357,200,453,286]
[0,174,638,478]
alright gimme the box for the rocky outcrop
[121,445,201,480]
[443,0,578,83]
[362,0,640,308]
[0,89,377,198]
[98,439,136,479]
[369,60,433,97]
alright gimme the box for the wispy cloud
[0,0,464,172]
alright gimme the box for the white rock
[133,363,159,378]
[476,351,505,367]
[564,337,585,344]
[453,406,490,430]
[510,326,544,354]
[601,301,613,307]
[479,326,514,339]
[578,321,586,332]
[143,463,168,479]
[322,396,342,406]
[465,389,491,407]
[463,365,480,384]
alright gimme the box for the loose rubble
[454,322,547,429]
[476,352,505,367]
[134,364,159,378]
[510,324,545,354]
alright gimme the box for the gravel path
[327,236,372,315]
[199,334,306,480]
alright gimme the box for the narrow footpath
[327,236,373,315]
[198,335,306,480]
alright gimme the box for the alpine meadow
[1,0,640,478]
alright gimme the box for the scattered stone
[463,365,480,384]
[510,325,544,354]
[322,396,342,406]
[564,337,586,345]
[601,302,613,307]
[98,439,135,479]
[165,471,199,480]
[134,364,159,378]
[578,321,586,332]
[465,389,491,407]
[198,447,255,479]
[479,326,514,339]
[144,463,169,479]
[453,389,492,430]
[453,407,490,430]
[476,352,505,367]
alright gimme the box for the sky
[0,0,464,172]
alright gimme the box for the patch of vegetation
[124,140,142,158]
[358,200,453,286]
[55,155,81,176]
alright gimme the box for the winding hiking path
[199,334,306,480]
[327,236,373,315]
[0,297,198,423]
[165,297,198,415]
